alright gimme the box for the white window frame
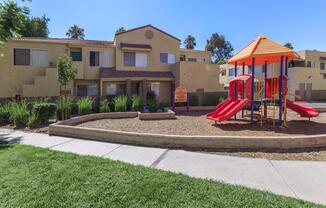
[167,53,176,64]
[13,48,48,67]
[99,51,110,67]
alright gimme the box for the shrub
[27,111,40,129]
[9,101,29,127]
[114,95,127,112]
[148,99,157,113]
[203,95,220,106]
[56,96,72,120]
[0,103,11,124]
[99,99,110,113]
[131,95,142,112]
[189,95,199,106]
[147,91,156,100]
[77,97,93,116]
[33,103,57,123]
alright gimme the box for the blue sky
[16,0,326,52]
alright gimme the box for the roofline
[180,48,211,54]
[115,24,181,42]
[11,37,114,46]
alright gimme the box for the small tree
[284,42,294,50]
[57,55,76,119]
[183,35,196,50]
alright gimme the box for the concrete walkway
[1,128,326,205]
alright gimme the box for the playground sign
[174,87,188,102]
[172,86,189,112]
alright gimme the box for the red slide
[286,99,319,118]
[207,98,250,122]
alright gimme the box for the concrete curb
[49,113,326,150]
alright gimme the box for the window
[14,48,48,67]
[124,52,136,66]
[151,82,160,97]
[306,61,315,68]
[160,53,176,64]
[180,55,186,61]
[228,68,235,76]
[90,51,99,66]
[14,49,30,65]
[197,58,205,63]
[135,53,148,67]
[106,83,126,96]
[77,84,98,96]
[123,52,148,67]
[320,62,325,70]
[31,49,48,67]
[324,74,326,79]
[71,51,82,61]
[188,58,197,62]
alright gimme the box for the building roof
[13,37,113,46]
[228,36,299,65]
[120,43,152,49]
[100,68,174,79]
[115,24,181,42]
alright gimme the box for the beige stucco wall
[173,62,224,93]
[115,26,180,72]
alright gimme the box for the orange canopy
[227,36,299,65]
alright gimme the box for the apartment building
[219,50,326,100]
[0,25,224,104]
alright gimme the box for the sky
[14,0,326,52]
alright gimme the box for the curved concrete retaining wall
[49,112,326,150]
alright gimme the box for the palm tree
[115,27,126,35]
[184,35,196,50]
[66,25,85,40]
[284,42,294,50]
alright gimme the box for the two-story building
[0,25,225,104]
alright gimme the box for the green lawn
[0,144,323,208]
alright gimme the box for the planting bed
[77,110,326,137]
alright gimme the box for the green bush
[203,95,220,106]
[9,101,29,127]
[33,103,57,123]
[147,91,156,100]
[56,96,72,120]
[77,97,93,116]
[99,99,110,113]
[27,111,40,129]
[0,103,11,124]
[131,95,142,112]
[114,95,127,112]
[189,95,199,106]
[148,99,157,113]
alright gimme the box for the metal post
[186,93,190,112]
[279,56,284,128]
[242,62,245,118]
[251,58,255,126]
[285,56,288,76]
[234,62,238,120]
[264,61,267,118]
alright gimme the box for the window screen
[160,53,168,63]
[90,51,99,66]
[14,49,30,66]
[124,52,135,66]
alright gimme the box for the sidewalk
[1,128,326,205]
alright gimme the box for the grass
[0,144,323,208]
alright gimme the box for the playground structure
[207,36,319,127]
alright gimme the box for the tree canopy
[66,25,85,39]
[183,35,196,50]
[284,42,294,50]
[115,27,126,35]
[205,33,233,64]
[21,14,50,37]
[0,0,29,42]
